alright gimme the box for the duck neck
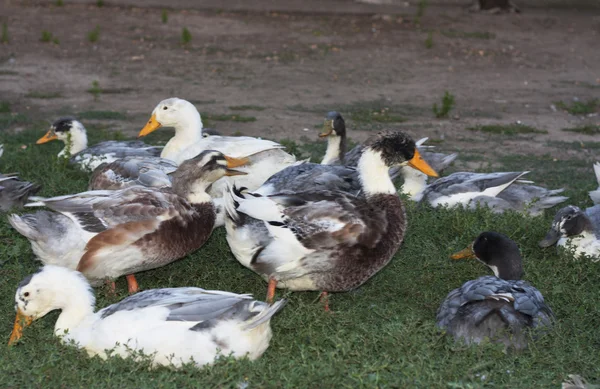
[161,110,204,159]
[357,149,396,196]
[60,123,88,156]
[399,166,428,201]
[321,135,346,165]
[54,285,95,336]
[173,178,213,204]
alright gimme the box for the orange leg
[266,277,277,304]
[319,291,331,312]
[126,274,139,294]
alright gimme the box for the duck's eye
[163,106,168,110]
[566,215,572,220]
[23,292,29,297]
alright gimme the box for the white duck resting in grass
[36,117,163,171]
[9,151,248,293]
[539,204,600,261]
[224,130,438,309]
[437,231,554,350]
[417,170,568,216]
[8,265,286,368]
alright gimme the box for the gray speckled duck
[224,130,438,309]
[10,151,247,293]
[437,231,554,350]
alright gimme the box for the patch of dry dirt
[1,1,599,165]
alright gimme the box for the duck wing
[98,287,285,330]
[89,156,177,190]
[174,136,286,164]
[0,174,41,211]
[254,163,361,196]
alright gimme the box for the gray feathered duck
[88,128,223,191]
[539,204,600,261]
[37,118,162,171]
[8,265,286,368]
[0,173,41,211]
[10,151,248,294]
[437,231,554,350]
[417,171,568,216]
[224,130,438,309]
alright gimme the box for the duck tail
[223,184,247,222]
[8,213,42,241]
[242,299,287,331]
[594,162,600,186]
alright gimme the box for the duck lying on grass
[9,151,247,293]
[539,204,600,261]
[437,231,554,350]
[224,130,438,309]
[8,265,286,368]
[419,171,568,216]
[37,118,162,171]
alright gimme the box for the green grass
[40,31,59,44]
[181,27,192,45]
[25,91,63,99]
[433,91,455,118]
[201,113,256,125]
[77,110,127,120]
[87,26,100,43]
[562,125,600,135]
[0,101,10,113]
[229,105,266,111]
[96,0,104,7]
[424,31,434,49]
[87,80,102,99]
[0,122,599,387]
[161,9,168,24]
[55,0,64,5]
[468,124,547,136]
[1,22,8,43]
[555,99,599,115]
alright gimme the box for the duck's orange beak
[319,120,334,138]
[224,155,249,176]
[36,130,58,144]
[138,114,162,138]
[451,245,476,260]
[407,149,438,177]
[8,309,34,346]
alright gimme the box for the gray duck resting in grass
[539,204,600,261]
[37,117,163,171]
[224,130,438,309]
[437,231,554,350]
[8,265,286,368]
[0,145,42,211]
[418,171,568,216]
[9,150,248,294]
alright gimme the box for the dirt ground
[1,1,599,166]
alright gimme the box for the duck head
[171,150,248,203]
[37,118,89,156]
[539,205,593,248]
[138,98,203,137]
[452,231,524,280]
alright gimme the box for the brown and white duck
[9,150,248,293]
[224,130,438,309]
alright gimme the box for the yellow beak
[319,120,334,138]
[407,149,439,177]
[224,155,249,176]
[8,309,34,346]
[451,245,476,260]
[36,130,58,144]
[138,113,162,137]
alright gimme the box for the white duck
[37,118,162,171]
[8,265,286,368]
[589,162,600,205]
